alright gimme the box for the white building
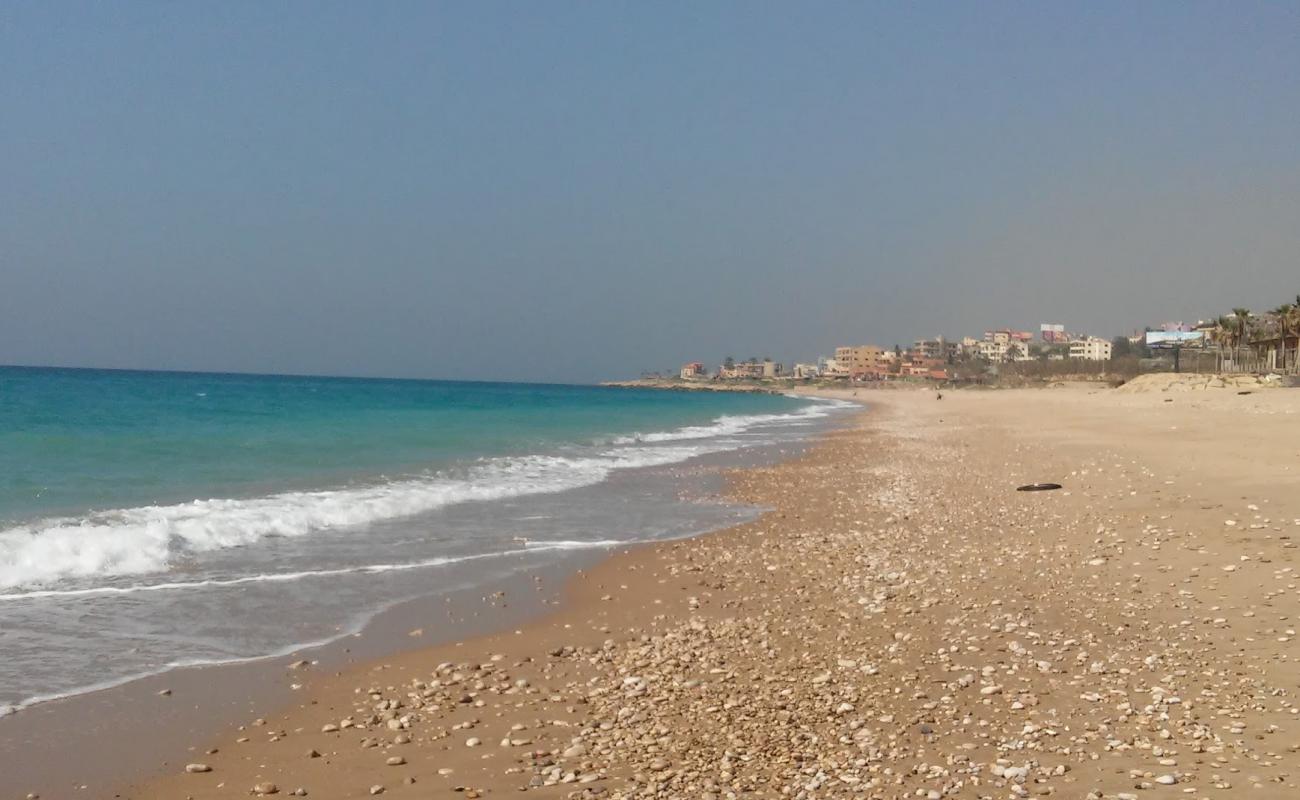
[977,339,1033,362]
[818,356,848,377]
[679,362,707,380]
[1068,337,1112,361]
[976,340,1003,361]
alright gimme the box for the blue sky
[2,2,1297,381]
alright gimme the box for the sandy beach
[6,4,1296,798]
[16,382,1300,799]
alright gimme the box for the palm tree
[1214,315,1234,371]
[1271,304,1294,371]
[1231,308,1251,369]
[1288,296,1300,372]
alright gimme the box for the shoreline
[0,403,855,798]
[0,543,625,720]
[0,546,615,796]
[114,403,871,800]
[13,383,1300,799]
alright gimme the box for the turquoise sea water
[0,366,810,523]
[0,366,851,713]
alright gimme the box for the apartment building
[1068,337,1113,361]
[834,345,887,379]
[977,338,1033,362]
[913,338,943,360]
[913,337,962,363]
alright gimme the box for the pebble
[121,394,1300,800]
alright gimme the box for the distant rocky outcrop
[599,379,782,394]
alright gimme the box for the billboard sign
[1040,323,1066,343]
[1145,331,1203,348]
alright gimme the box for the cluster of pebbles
[146,394,1298,800]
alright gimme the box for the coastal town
[678,328,1121,385]
[651,301,1300,387]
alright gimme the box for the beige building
[720,360,765,379]
[912,338,945,360]
[834,345,887,378]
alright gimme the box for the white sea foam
[0,537,633,717]
[0,455,651,591]
[0,540,627,602]
[0,622,380,718]
[0,400,849,592]
[610,398,852,444]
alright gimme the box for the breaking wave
[610,397,852,444]
[0,399,851,592]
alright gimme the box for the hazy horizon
[3,3,1297,383]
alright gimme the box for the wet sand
[0,550,613,797]
[0,430,824,799]
[14,383,1300,799]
